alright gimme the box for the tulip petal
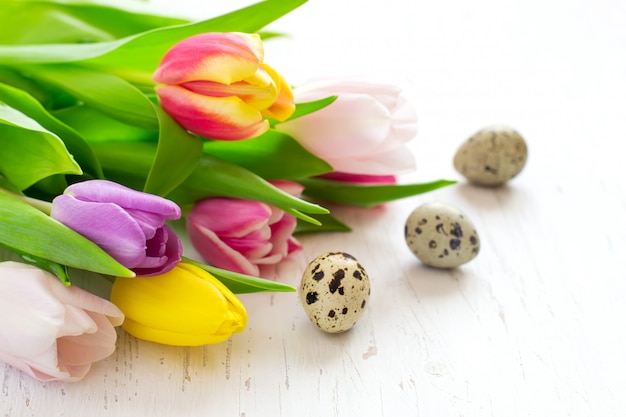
[65,180,181,219]
[134,225,182,276]
[182,64,280,112]
[153,32,264,86]
[318,172,398,184]
[0,268,61,360]
[156,85,269,140]
[0,262,123,382]
[277,93,393,158]
[326,145,417,175]
[125,208,164,240]
[189,198,272,237]
[259,64,295,121]
[57,312,118,368]
[51,195,148,268]
[273,77,418,177]
[111,263,247,346]
[57,305,98,337]
[270,179,305,196]
[188,224,260,276]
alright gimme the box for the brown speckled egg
[299,252,370,333]
[405,202,480,268]
[453,125,528,186]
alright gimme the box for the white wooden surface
[3,0,626,415]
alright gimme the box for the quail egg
[300,252,370,333]
[405,202,480,268]
[453,125,528,186]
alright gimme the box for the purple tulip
[51,180,182,276]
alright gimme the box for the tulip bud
[50,180,182,276]
[0,261,123,382]
[275,77,418,175]
[153,32,295,140]
[110,262,247,346]
[186,180,302,277]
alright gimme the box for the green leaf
[0,0,189,45]
[275,96,337,124]
[183,257,296,294]
[0,102,82,190]
[298,178,458,208]
[0,66,76,109]
[89,141,329,224]
[86,0,308,75]
[176,153,328,224]
[0,191,134,278]
[0,0,307,80]
[295,213,351,234]
[143,106,203,197]
[20,253,71,285]
[53,104,157,143]
[0,81,103,178]
[21,64,158,129]
[202,130,332,180]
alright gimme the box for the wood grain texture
[2,0,626,415]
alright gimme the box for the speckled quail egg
[405,202,480,268]
[299,252,370,333]
[453,125,528,186]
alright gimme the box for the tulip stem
[0,187,52,215]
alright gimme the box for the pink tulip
[153,32,295,140]
[51,180,182,276]
[0,261,124,382]
[275,77,418,175]
[186,181,303,277]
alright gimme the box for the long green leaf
[0,66,75,109]
[0,0,307,78]
[183,257,295,294]
[0,0,189,45]
[202,130,332,180]
[298,178,458,208]
[295,213,351,234]
[0,102,81,190]
[274,96,337,124]
[0,81,103,178]
[143,106,203,197]
[0,191,134,278]
[21,64,158,129]
[176,154,329,224]
[53,104,157,143]
[90,142,329,223]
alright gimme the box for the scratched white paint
[2,0,626,415]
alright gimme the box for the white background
[2,0,626,415]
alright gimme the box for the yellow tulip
[110,262,247,346]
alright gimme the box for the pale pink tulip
[0,261,124,382]
[186,181,302,277]
[275,77,418,175]
[153,32,294,140]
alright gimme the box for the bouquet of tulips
[0,0,453,382]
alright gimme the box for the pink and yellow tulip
[153,32,295,140]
